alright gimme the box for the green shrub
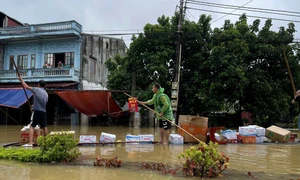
[178,141,229,178]
[37,133,80,162]
[0,132,80,163]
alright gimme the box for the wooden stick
[123,92,202,143]
[283,48,296,94]
[10,59,32,112]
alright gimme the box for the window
[17,55,28,69]
[90,60,96,75]
[106,42,109,49]
[44,53,54,67]
[65,52,74,66]
[31,54,36,68]
[9,56,14,70]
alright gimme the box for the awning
[55,90,123,117]
[0,88,33,108]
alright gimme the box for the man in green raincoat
[141,84,174,145]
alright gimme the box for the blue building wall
[4,37,81,70]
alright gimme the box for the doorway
[54,53,65,68]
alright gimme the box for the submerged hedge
[0,133,80,163]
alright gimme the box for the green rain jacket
[146,88,174,121]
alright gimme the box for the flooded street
[0,125,300,180]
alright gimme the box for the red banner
[128,98,138,112]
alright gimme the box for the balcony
[0,21,82,40]
[0,68,80,83]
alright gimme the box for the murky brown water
[0,125,300,180]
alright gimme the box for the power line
[187,0,300,15]
[187,7,300,24]
[211,0,254,24]
[83,29,143,32]
[188,1,300,19]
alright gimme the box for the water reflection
[0,125,299,180]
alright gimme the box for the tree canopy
[105,13,300,126]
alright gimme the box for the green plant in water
[38,133,80,162]
[178,141,229,178]
[0,132,80,163]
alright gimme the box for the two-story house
[0,13,127,125]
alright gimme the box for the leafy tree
[106,13,300,127]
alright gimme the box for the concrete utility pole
[171,0,184,124]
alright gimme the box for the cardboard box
[125,135,140,143]
[239,126,256,136]
[179,115,208,129]
[20,129,43,144]
[169,134,184,144]
[240,136,256,144]
[100,132,116,143]
[256,136,264,143]
[79,135,97,143]
[265,125,291,143]
[255,127,266,137]
[221,130,237,140]
[138,134,154,143]
[178,124,207,143]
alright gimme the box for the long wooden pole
[283,48,296,94]
[123,92,202,143]
[10,59,32,112]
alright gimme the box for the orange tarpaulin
[55,90,122,117]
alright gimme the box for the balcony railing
[0,21,82,36]
[0,68,80,82]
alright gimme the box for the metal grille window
[44,53,53,67]
[65,52,74,66]
[17,55,28,69]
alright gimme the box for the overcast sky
[2,0,300,46]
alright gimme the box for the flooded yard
[0,125,300,180]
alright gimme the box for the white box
[255,127,266,137]
[214,133,221,141]
[169,134,184,144]
[239,126,256,136]
[256,136,265,143]
[125,135,140,142]
[100,132,116,142]
[221,130,237,140]
[138,134,154,143]
[79,135,97,143]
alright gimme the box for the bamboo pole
[123,92,202,143]
[10,59,32,112]
[283,48,296,94]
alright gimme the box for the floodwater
[0,125,300,180]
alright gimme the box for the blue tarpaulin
[0,88,33,108]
